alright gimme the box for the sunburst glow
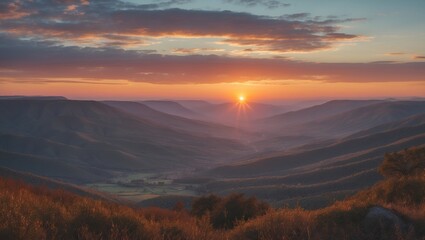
[239,95,245,103]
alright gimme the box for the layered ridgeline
[257,100,425,136]
[0,100,251,183]
[1,98,425,209]
[140,100,202,119]
[103,101,255,140]
[251,100,425,151]
[182,101,289,125]
[199,103,425,207]
[138,100,292,125]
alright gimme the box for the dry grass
[1,176,425,239]
[230,176,425,240]
[0,178,225,240]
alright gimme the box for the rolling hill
[140,100,202,119]
[192,102,288,125]
[0,100,251,183]
[285,101,425,137]
[257,100,383,130]
[0,96,67,100]
[345,112,425,139]
[175,100,214,111]
[202,116,425,206]
[0,167,117,202]
[210,122,425,177]
[103,101,254,140]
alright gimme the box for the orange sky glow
[1,80,424,102]
[1,0,424,101]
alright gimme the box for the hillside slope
[287,101,425,137]
[257,100,382,129]
[0,167,117,201]
[210,123,425,177]
[194,102,287,125]
[204,120,425,206]
[104,101,253,140]
[141,100,202,119]
[0,100,250,183]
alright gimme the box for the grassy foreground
[1,147,425,239]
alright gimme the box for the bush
[0,177,214,240]
[191,194,221,217]
[379,146,425,178]
[356,176,425,206]
[229,208,313,240]
[192,193,269,229]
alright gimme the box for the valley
[2,97,424,210]
[1,1,424,238]
[86,172,199,202]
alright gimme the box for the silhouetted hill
[286,101,425,137]
[0,100,250,183]
[0,95,67,100]
[258,100,383,129]
[193,102,288,125]
[104,101,253,140]
[175,100,214,111]
[141,100,202,119]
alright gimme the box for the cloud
[282,13,310,20]
[137,0,193,10]
[172,48,224,54]
[414,55,425,60]
[0,1,34,19]
[225,0,290,9]
[386,52,406,56]
[1,35,424,84]
[0,0,362,53]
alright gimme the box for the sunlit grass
[1,175,425,239]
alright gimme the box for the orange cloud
[0,1,33,19]
[1,35,424,85]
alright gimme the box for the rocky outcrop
[364,206,411,238]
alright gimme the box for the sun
[238,95,245,103]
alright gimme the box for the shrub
[191,194,221,217]
[229,208,314,240]
[379,146,425,178]
[192,193,270,229]
[212,193,270,229]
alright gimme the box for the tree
[191,194,221,217]
[379,146,425,178]
[210,193,269,229]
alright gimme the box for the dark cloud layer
[0,0,361,53]
[224,0,290,9]
[1,0,422,85]
[1,35,424,84]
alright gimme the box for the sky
[0,0,424,102]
